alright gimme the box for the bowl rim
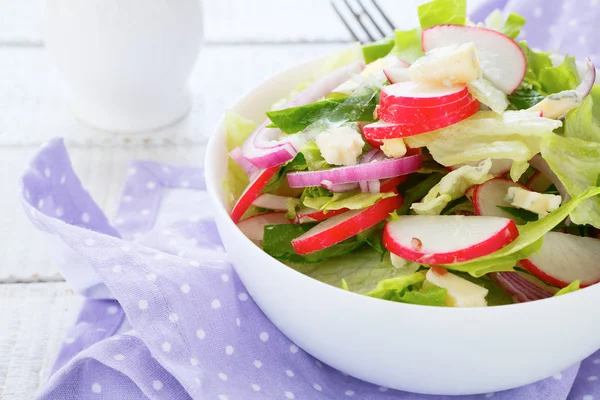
[204,52,600,313]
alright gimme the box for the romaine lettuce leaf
[507,87,546,110]
[554,280,581,296]
[411,159,493,215]
[391,29,424,63]
[418,0,466,30]
[300,141,330,171]
[398,173,446,215]
[363,38,395,64]
[223,112,256,207]
[564,96,600,143]
[303,191,395,211]
[263,223,364,264]
[441,186,600,276]
[541,134,600,228]
[404,111,562,181]
[266,92,378,134]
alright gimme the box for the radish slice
[520,232,600,288]
[383,215,519,264]
[294,208,349,224]
[383,59,411,84]
[380,81,468,108]
[490,272,553,303]
[286,154,422,187]
[237,212,291,241]
[528,154,569,202]
[422,25,526,94]
[292,195,403,254]
[321,180,360,193]
[242,61,364,169]
[527,171,553,193]
[252,194,297,211]
[377,91,474,124]
[364,99,480,140]
[230,166,279,223]
[451,159,512,177]
[472,178,527,220]
[229,147,259,178]
[380,176,408,193]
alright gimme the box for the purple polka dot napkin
[21,139,600,399]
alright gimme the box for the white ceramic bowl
[205,56,600,395]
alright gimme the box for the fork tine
[331,1,361,42]
[370,0,396,32]
[343,0,377,42]
[356,0,387,38]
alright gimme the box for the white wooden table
[0,1,485,398]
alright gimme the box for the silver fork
[331,0,396,43]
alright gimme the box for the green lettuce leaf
[367,272,426,298]
[303,191,396,211]
[411,159,493,215]
[405,111,562,181]
[223,112,256,207]
[356,223,387,258]
[391,29,424,63]
[263,223,364,264]
[266,92,378,134]
[538,55,580,95]
[484,10,525,39]
[300,141,330,171]
[518,42,553,92]
[398,173,446,215]
[441,186,600,276]
[554,280,581,296]
[467,78,509,114]
[366,272,449,306]
[564,96,600,143]
[363,38,395,64]
[262,153,307,194]
[418,0,466,30]
[541,134,600,228]
[507,87,546,110]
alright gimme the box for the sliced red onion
[490,272,553,303]
[241,61,365,169]
[229,147,259,178]
[576,57,596,99]
[529,154,570,203]
[321,180,359,193]
[287,154,422,188]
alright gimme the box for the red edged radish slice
[380,176,408,193]
[292,195,403,254]
[294,208,349,224]
[489,272,553,303]
[287,154,422,187]
[383,215,519,264]
[377,91,474,124]
[452,159,512,177]
[252,194,298,211]
[472,178,527,219]
[230,166,279,223]
[363,99,480,140]
[465,187,475,201]
[520,232,600,288]
[380,81,468,108]
[383,59,411,84]
[529,154,569,202]
[422,25,526,94]
[527,171,553,193]
[237,212,291,241]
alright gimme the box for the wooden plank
[0,282,82,399]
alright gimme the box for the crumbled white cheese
[333,55,398,94]
[505,187,562,217]
[315,126,365,166]
[380,138,407,158]
[426,268,488,307]
[528,90,582,119]
[409,43,481,86]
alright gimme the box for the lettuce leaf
[467,77,509,114]
[404,111,562,181]
[366,272,449,307]
[418,0,466,30]
[223,112,256,207]
[541,134,600,228]
[391,29,424,63]
[441,186,600,276]
[300,141,330,171]
[554,280,581,296]
[398,173,446,215]
[564,96,600,143]
[262,153,307,194]
[266,92,378,134]
[507,87,546,110]
[538,55,580,95]
[303,190,396,211]
[363,38,395,64]
[484,10,525,39]
[518,42,553,92]
[411,159,493,215]
[455,273,514,306]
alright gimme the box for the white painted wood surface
[0,0,489,398]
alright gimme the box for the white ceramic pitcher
[44,0,203,133]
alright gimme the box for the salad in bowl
[224,0,599,309]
